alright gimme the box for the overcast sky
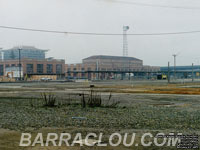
[0,0,200,66]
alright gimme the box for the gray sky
[0,0,200,66]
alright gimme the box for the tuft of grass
[40,92,56,107]
[104,92,120,108]
[87,88,102,108]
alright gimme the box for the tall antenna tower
[123,26,129,56]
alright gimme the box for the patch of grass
[41,92,57,107]
[79,91,120,108]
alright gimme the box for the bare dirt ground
[0,80,200,150]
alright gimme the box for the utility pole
[123,26,129,57]
[172,54,177,79]
[128,60,131,80]
[172,51,181,80]
[192,63,194,82]
[168,62,170,83]
[18,48,21,81]
[96,59,99,80]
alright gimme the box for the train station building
[65,55,160,80]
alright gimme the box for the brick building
[0,46,65,80]
[65,55,160,80]
[0,58,65,75]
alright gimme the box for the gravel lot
[0,80,200,150]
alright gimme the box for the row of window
[67,67,141,72]
[67,68,90,71]
[0,64,62,75]
[27,64,62,74]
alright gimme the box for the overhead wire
[97,0,200,10]
[1,25,200,36]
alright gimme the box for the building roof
[161,65,200,71]
[83,55,142,61]
[0,46,48,52]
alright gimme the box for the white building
[5,66,23,78]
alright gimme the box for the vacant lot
[0,80,200,150]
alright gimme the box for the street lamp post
[172,51,181,80]
[123,26,129,57]
[172,54,177,79]
[18,48,21,81]
[192,63,194,82]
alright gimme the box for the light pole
[18,48,21,81]
[172,54,177,79]
[96,59,99,80]
[172,52,181,79]
[128,60,130,80]
[123,26,129,57]
[192,63,194,82]
[168,62,170,83]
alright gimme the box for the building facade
[0,46,65,80]
[82,55,143,71]
[0,59,65,75]
[65,55,160,80]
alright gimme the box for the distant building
[161,65,200,78]
[0,46,48,60]
[161,66,200,72]
[0,58,65,80]
[82,55,143,71]
[65,55,160,80]
[0,46,65,80]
